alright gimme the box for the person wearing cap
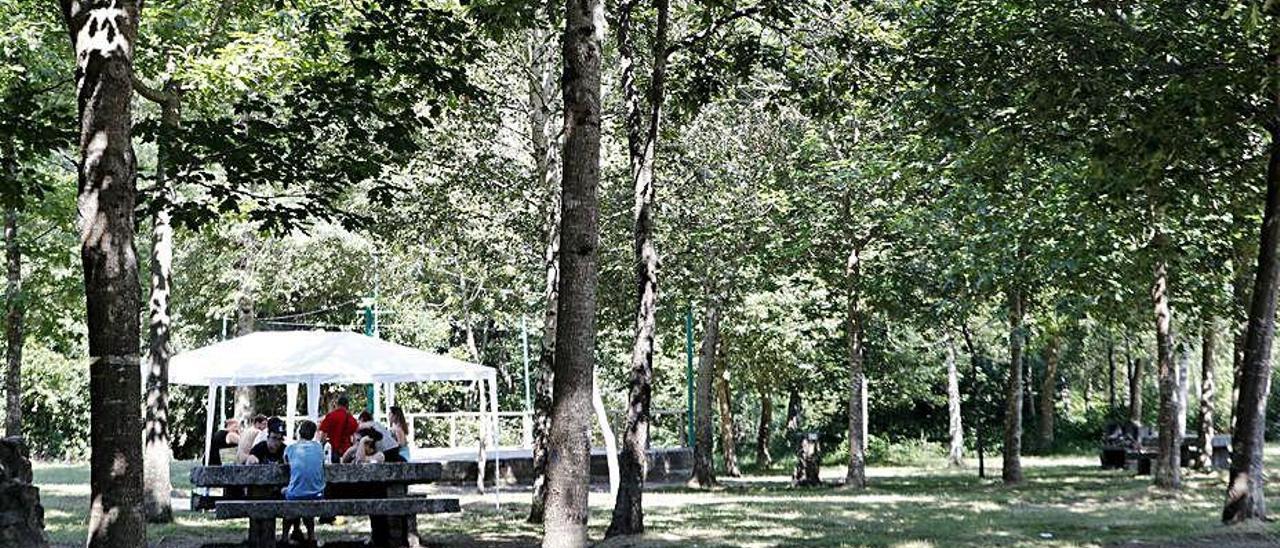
[317,396,359,464]
[246,417,287,465]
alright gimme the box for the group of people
[209,396,413,466]
[206,395,414,546]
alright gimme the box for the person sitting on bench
[341,436,386,464]
[281,419,325,546]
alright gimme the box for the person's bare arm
[246,454,259,465]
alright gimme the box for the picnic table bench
[192,462,458,547]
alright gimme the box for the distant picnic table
[191,462,458,547]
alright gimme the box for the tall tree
[946,336,963,467]
[1003,288,1025,485]
[609,0,669,535]
[1196,321,1216,470]
[57,0,146,545]
[755,390,773,468]
[1037,332,1060,450]
[691,296,720,487]
[1223,21,1280,524]
[3,205,20,438]
[138,81,177,523]
[715,349,741,477]
[527,7,562,524]
[844,245,867,488]
[1151,230,1181,490]
[542,0,602,543]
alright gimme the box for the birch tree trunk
[526,13,562,525]
[233,234,256,421]
[143,87,179,524]
[691,298,720,488]
[756,392,772,468]
[946,337,964,467]
[1003,288,1024,485]
[542,0,602,543]
[1038,333,1060,451]
[610,0,671,535]
[3,205,22,438]
[1223,37,1280,520]
[844,248,867,488]
[59,1,147,544]
[1152,247,1181,490]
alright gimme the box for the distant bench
[216,497,460,548]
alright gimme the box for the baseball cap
[267,417,286,436]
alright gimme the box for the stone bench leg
[248,517,276,548]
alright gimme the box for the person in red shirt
[317,395,359,463]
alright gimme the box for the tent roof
[168,331,496,386]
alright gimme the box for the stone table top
[191,462,443,487]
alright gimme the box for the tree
[1223,16,1280,525]
[1196,321,1216,470]
[946,336,964,467]
[527,2,562,524]
[1037,331,1061,450]
[541,0,602,543]
[609,0,669,534]
[57,0,146,546]
[691,296,720,488]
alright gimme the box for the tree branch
[132,75,171,104]
[665,3,768,58]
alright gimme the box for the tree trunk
[1197,322,1216,470]
[784,386,803,442]
[961,324,985,478]
[715,354,740,478]
[1152,251,1181,490]
[1038,333,1060,451]
[610,0,671,535]
[1223,48,1280,520]
[1107,337,1117,412]
[947,337,964,467]
[1003,288,1024,485]
[1129,357,1145,425]
[59,1,147,545]
[1229,242,1252,429]
[526,14,561,525]
[4,206,22,438]
[756,391,772,468]
[542,0,601,543]
[691,298,720,488]
[843,247,867,488]
[143,88,179,524]
[232,228,256,421]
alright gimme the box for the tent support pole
[307,379,320,421]
[286,383,298,441]
[204,384,217,466]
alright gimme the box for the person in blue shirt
[282,419,325,546]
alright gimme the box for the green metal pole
[686,303,695,449]
[364,301,375,413]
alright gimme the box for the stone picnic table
[191,462,453,547]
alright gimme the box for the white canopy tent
[167,331,501,501]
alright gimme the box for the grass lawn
[34,449,1280,547]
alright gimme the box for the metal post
[686,303,695,449]
[364,298,376,414]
